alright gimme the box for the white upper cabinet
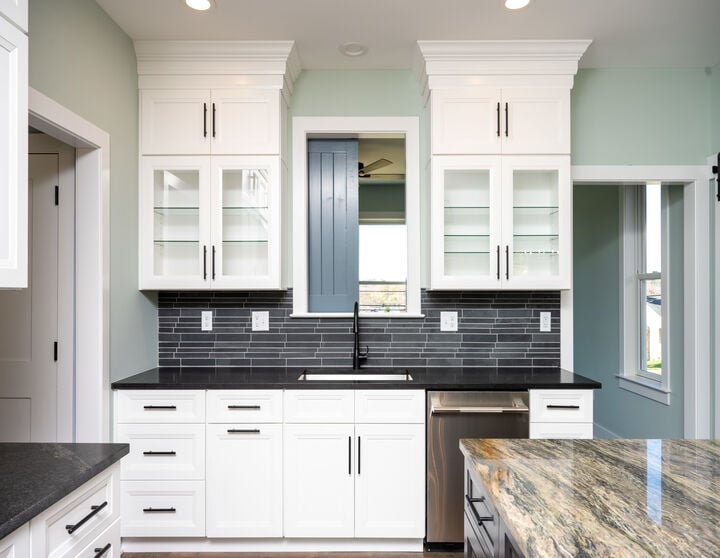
[431,86,569,155]
[141,90,212,155]
[210,89,280,155]
[0,12,27,288]
[0,0,27,32]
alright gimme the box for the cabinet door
[283,423,354,537]
[431,88,501,155]
[501,87,570,155]
[500,156,571,289]
[210,89,280,155]
[0,523,29,558]
[0,16,27,288]
[140,90,211,155]
[139,156,212,289]
[430,156,502,289]
[354,423,425,538]
[210,156,281,289]
[0,0,27,32]
[206,423,283,537]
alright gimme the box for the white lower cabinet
[0,524,29,558]
[529,389,594,439]
[74,518,120,558]
[206,423,283,537]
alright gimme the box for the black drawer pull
[227,405,261,410]
[465,494,493,525]
[143,405,177,410]
[546,404,580,410]
[143,507,177,513]
[143,450,176,456]
[227,428,261,434]
[93,543,111,558]
[65,501,108,534]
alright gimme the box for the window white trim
[291,116,421,317]
[573,164,710,438]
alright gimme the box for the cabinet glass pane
[512,170,559,277]
[443,170,491,277]
[221,168,269,277]
[153,169,201,276]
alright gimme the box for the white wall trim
[291,116,421,317]
[572,164,711,439]
[712,153,720,439]
[28,87,110,442]
[122,538,424,553]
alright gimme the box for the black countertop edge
[111,366,602,391]
[0,443,129,541]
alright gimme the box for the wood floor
[123,553,462,558]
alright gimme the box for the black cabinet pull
[348,436,352,475]
[65,501,108,534]
[212,245,216,280]
[357,436,361,475]
[504,102,509,137]
[496,102,500,137]
[227,405,261,410]
[143,507,176,513]
[212,102,216,138]
[203,245,207,280]
[203,103,207,138]
[496,245,500,280]
[227,428,261,434]
[465,494,494,525]
[143,450,176,456]
[505,245,509,280]
[546,404,580,410]
[93,543,111,558]
[143,405,176,410]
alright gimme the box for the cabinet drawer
[72,518,120,558]
[206,390,282,423]
[115,423,205,480]
[530,422,593,439]
[355,390,425,423]
[116,390,205,423]
[31,464,119,558]
[529,389,593,423]
[284,390,354,423]
[464,468,498,554]
[120,480,205,537]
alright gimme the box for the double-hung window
[619,182,671,404]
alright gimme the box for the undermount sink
[297,369,413,382]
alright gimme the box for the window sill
[616,374,671,405]
[290,312,426,319]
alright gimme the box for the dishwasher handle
[431,404,528,415]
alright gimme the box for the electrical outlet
[440,311,458,332]
[252,311,270,332]
[201,311,213,331]
[540,312,552,332]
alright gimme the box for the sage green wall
[571,68,711,165]
[573,185,684,438]
[29,0,157,382]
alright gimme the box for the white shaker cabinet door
[206,423,283,537]
[140,90,212,155]
[500,87,570,155]
[0,524,29,558]
[210,89,280,155]
[0,15,27,288]
[283,423,355,538]
[0,0,27,32]
[354,423,425,538]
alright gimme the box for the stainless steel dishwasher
[426,391,529,548]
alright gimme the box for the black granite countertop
[111,366,601,390]
[0,443,129,540]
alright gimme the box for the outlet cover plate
[252,311,270,332]
[540,312,552,332]
[440,311,458,332]
[201,311,213,331]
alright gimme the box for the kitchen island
[460,438,720,557]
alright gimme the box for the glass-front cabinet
[430,155,570,290]
[140,155,280,290]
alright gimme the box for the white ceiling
[95,0,720,70]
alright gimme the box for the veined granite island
[460,438,720,557]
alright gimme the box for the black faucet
[352,301,369,369]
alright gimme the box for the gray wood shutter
[307,139,359,312]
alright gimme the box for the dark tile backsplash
[158,290,560,367]
[158,290,560,368]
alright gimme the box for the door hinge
[53,341,58,362]
[54,185,59,206]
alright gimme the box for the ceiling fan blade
[360,158,392,174]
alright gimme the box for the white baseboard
[121,538,425,553]
[594,422,621,439]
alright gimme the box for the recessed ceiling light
[505,0,531,9]
[185,0,214,11]
[339,42,368,57]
